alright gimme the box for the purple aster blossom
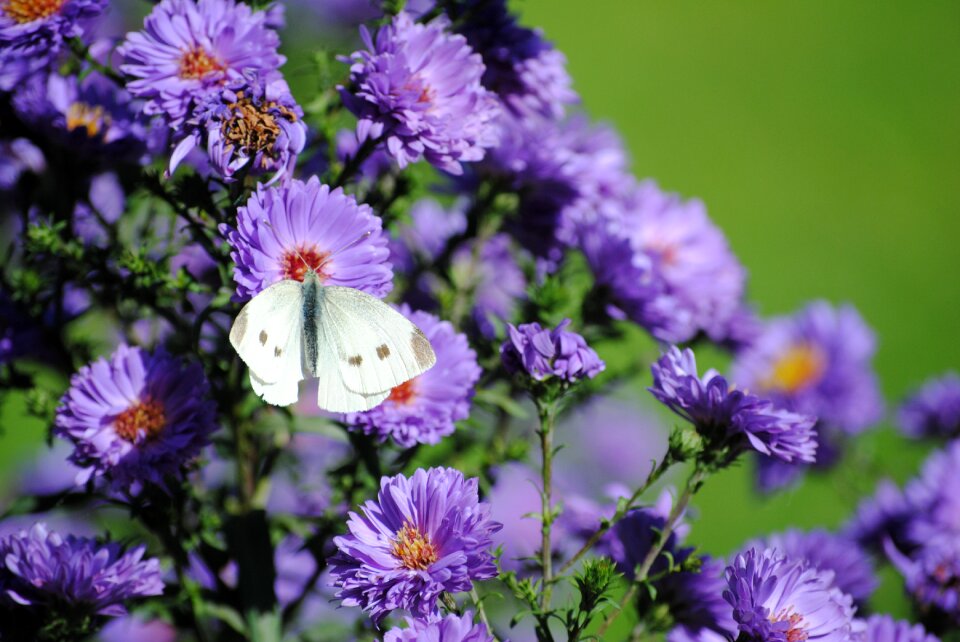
[54,344,218,493]
[13,440,84,496]
[899,440,960,546]
[486,461,553,573]
[99,616,177,642]
[886,537,960,629]
[385,611,494,642]
[748,529,877,604]
[723,547,856,642]
[662,556,738,640]
[602,491,689,580]
[266,432,350,518]
[649,347,818,465]
[339,12,501,175]
[853,615,940,642]
[0,523,163,618]
[0,138,45,189]
[842,479,913,556]
[388,198,467,274]
[0,0,104,75]
[169,72,306,184]
[451,233,526,338]
[898,372,960,440]
[341,305,481,447]
[222,176,392,300]
[118,0,284,126]
[336,128,394,184]
[501,319,604,383]
[329,467,501,624]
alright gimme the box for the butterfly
[229,262,437,413]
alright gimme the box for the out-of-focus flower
[223,176,392,300]
[649,347,817,465]
[853,614,940,642]
[501,319,604,383]
[329,467,501,624]
[98,616,177,642]
[54,344,218,493]
[169,72,305,184]
[341,306,481,447]
[886,537,960,629]
[843,479,913,555]
[898,372,960,440]
[385,611,494,642]
[723,547,856,642]
[900,439,960,545]
[119,0,284,125]
[0,138,45,189]
[340,12,501,175]
[267,432,350,518]
[336,128,394,184]
[451,233,525,338]
[389,198,466,273]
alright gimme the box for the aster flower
[336,128,395,184]
[0,138,45,189]
[723,547,856,642]
[501,319,604,384]
[0,0,105,80]
[843,479,913,555]
[649,346,818,466]
[0,523,163,623]
[451,233,526,338]
[898,372,960,440]
[169,72,306,184]
[54,344,218,493]
[340,305,481,447]
[389,198,467,274]
[99,616,177,642]
[886,537,960,629]
[385,612,494,642]
[118,0,284,125]
[266,432,350,518]
[339,12,501,175]
[222,176,392,301]
[329,467,501,624]
[854,614,940,642]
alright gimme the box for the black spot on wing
[376,344,391,360]
[274,347,282,357]
[348,355,363,366]
[259,330,268,346]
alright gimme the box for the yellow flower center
[178,46,224,80]
[0,0,64,23]
[392,522,438,570]
[114,395,167,442]
[220,91,297,168]
[763,344,826,394]
[66,102,108,138]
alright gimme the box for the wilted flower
[223,176,392,300]
[854,614,940,642]
[501,319,604,383]
[339,12,501,175]
[385,612,494,642]
[898,372,960,440]
[329,467,501,624]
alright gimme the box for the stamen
[280,245,330,282]
[0,0,64,23]
[388,379,418,405]
[392,522,438,570]
[178,46,225,80]
[114,395,166,442]
[66,102,109,138]
[763,344,826,394]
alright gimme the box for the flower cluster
[501,319,605,383]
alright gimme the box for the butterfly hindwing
[313,330,391,412]
[229,279,306,386]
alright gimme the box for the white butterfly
[229,266,437,412]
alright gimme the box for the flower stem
[470,587,499,642]
[333,134,382,188]
[537,398,559,611]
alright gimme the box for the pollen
[0,0,64,23]
[114,395,166,442]
[281,245,330,282]
[178,45,225,80]
[388,379,418,405]
[763,344,826,394]
[770,611,808,642]
[66,102,108,139]
[221,92,298,168]
[392,522,438,570]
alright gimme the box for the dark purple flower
[336,128,395,184]
[501,319,604,383]
[54,344,218,493]
[385,611,494,642]
[169,72,306,184]
[119,0,284,125]
[723,547,856,642]
[0,523,163,616]
[603,494,687,581]
[339,12,501,175]
[0,138,45,189]
[886,537,960,629]
[340,305,481,447]
[0,0,104,76]
[329,467,501,624]
[451,233,526,338]
[389,198,466,273]
[662,556,738,640]
[900,440,960,547]
[843,479,913,555]
[222,176,392,300]
[266,432,350,518]
[853,614,940,642]
[649,347,818,465]
[898,372,960,440]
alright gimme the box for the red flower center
[392,522,438,570]
[178,46,225,80]
[387,379,418,405]
[281,245,330,282]
[114,395,166,442]
[1,0,64,23]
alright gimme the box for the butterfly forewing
[313,329,391,412]
[229,280,306,386]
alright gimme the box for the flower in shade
[169,72,306,183]
[339,12,501,175]
[663,557,738,641]
[99,616,177,642]
[843,479,913,556]
[266,432,350,518]
[886,537,960,629]
[0,138,45,189]
[501,319,604,383]
[747,529,877,604]
[898,372,960,440]
[222,176,392,301]
[723,547,856,642]
[118,0,284,125]
[388,198,466,274]
[336,128,394,184]
[385,612,494,642]
[0,0,104,79]
[340,306,481,447]
[0,523,163,619]
[853,614,940,642]
[54,344,218,493]
[451,233,526,338]
[329,467,501,624]
[649,346,818,466]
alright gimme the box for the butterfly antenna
[328,229,374,260]
[261,219,311,271]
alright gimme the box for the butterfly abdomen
[302,272,320,376]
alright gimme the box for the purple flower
[119,0,284,125]
[649,347,818,465]
[389,198,467,273]
[748,529,877,604]
[222,176,392,300]
[0,0,104,74]
[339,12,501,175]
[0,138,45,189]
[99,616,177,642]
[336,128,395,183]
[886,537,960,629]
[451,233,525,338]
[898,372,960,440]
[385,612,494,642]
[266,432,350,518]
[663,557,738,639]
[169,72,306,184]
[853,615,940,642]
[899,440,960,547]
[723,547,856,642]
[0,523,163,617]
[329,467,501,624]
[54,344,218,493]
[843,479,913,555]
[341,305,481,447]
[501,319,604,383]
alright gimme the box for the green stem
[333,135,382,188]
[469,588,498,642]
[537,398,558,611]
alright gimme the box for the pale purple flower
[0,0,104,78]
[486,461,561,573]
[385,611,494,642]
[388,198,466,273]
[853,615,940,642]
[501,319,604,383]
[99,616,177,642]
[266,432,350,518]
[843,479,913,555]
[451,233,525,338]
[898,372,960,440]
[0,138,45,189]
[886,537,960,629]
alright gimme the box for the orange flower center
[178,46,225,80]
[281,246,330,282]
[66,102,108,138]
[114,395,166,442]
[762,344,826,394]
[771,611,808,642]
[387,379,418,405]
[1,0,64,23]
[392,523,438,570]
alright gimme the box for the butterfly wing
[313,332,391,412]
[314,286,437,397]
